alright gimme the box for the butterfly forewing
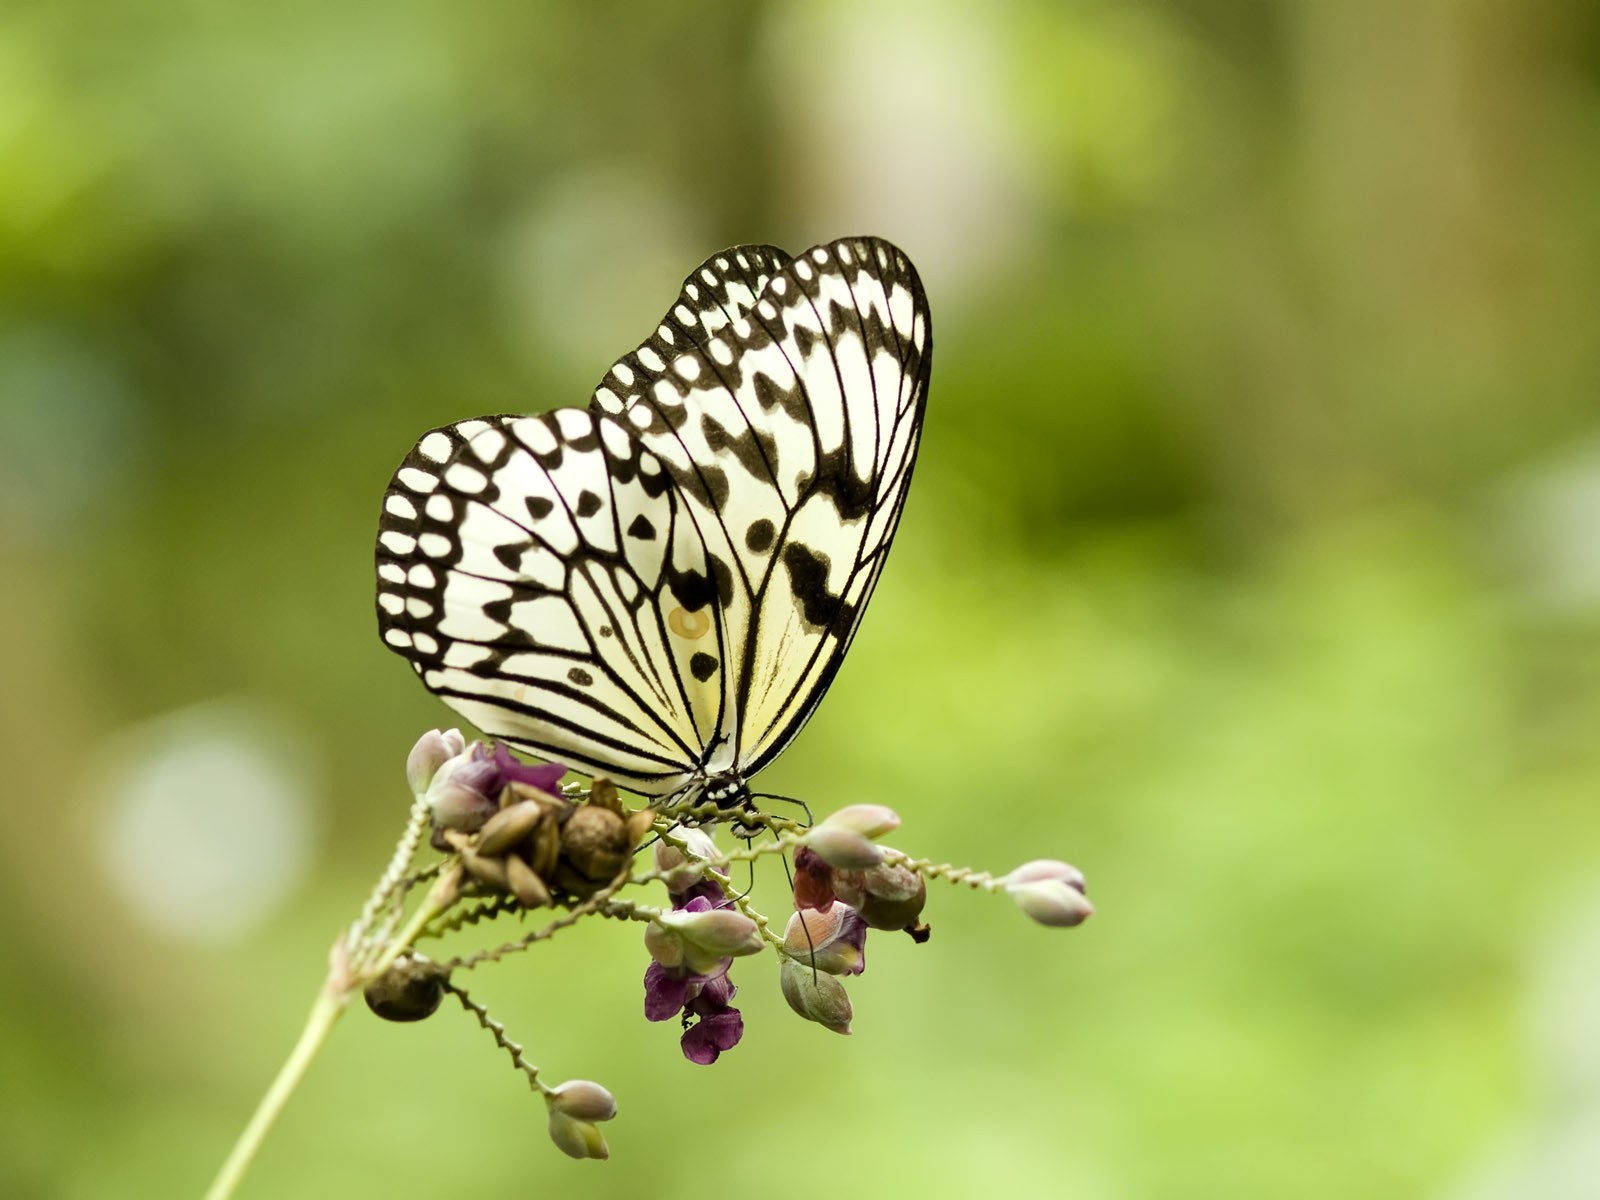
[378,235,930,802]
[586,236,932,778]
[591,244,794,420]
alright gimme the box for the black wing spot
[527,496,554,521]
[668,566,716,612]
[708,553,735,609]
[568,667,594,686]
[575,490,602,518]
[745,518,775,553]
[690,652,719,682]
[599,624,614,638]
[627,513,657,540]
[701,465,729,512]
[782,542,845,628]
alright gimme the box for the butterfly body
[377,237,930,812]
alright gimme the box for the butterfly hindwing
[376,410,727,795]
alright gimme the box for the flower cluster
[642,832,758,1063]
[353,731,1093,1162]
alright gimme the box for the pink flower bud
[1005,878,1094,928]
[821,804,900,839]
[425,754,501,831]
[405,728,465,794]
[653,828,724,894]
[657,907,764,958]
[1005,859,1086,892]
[802,825,884,870]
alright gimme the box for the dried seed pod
[460,847,508,891]
[476,800,544,857]
[529,811,563,879]
[364,956,448,1023]
[588,776,623,815]
[506,854,552,909]
[561,805,629,883]
[624,807,657,849]
[507,778,564,806]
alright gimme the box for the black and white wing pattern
[376,235,931,802]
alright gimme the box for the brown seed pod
[529,811,563,879]
[588,776,623,815]
[363,957,448,1023]
[476,800,544,857]
[625,807,658,849]
[561,805,629,883]
[506,854,553,908]
[460,847,509,891]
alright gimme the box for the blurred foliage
[4,0,1600,1197]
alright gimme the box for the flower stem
[202,983,349,1200]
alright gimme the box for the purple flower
[425,742,567,835]
[486,742,567,795]
[643,960,697,1021]
[642,891,747,1064]
[680,974,743,1065]
[672,876,728,909]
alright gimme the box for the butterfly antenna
[749,791,814,827]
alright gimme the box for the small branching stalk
[203,732,1092,1198]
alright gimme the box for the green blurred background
[4,1,1600,1197]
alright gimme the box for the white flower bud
[545,1079,617,1122]
[779,957,854,1034]
[802,825,883,870]
[820,803,900,839]
[653,827,724,893]
[405,728,465,795]
[547,1111,609,1160]
[656,907,764,958]
[1005,878,1094,928]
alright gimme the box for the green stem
[202,984,349,1200]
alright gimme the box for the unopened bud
[1005,876,1094,928]
[642,920,688,971]
[820,804,900,840]
[779,957,853,1034]
[1005,859,1087,892]
[545,1079,617,1122]
[833,857,927,931]
[802,825,883,870]
[546,1111,609,1160]
[657,907,764,959]
[782,903,867,975]
[1002,861,1089,924]
[654,828,723,893]
[427,756,500,831]
[405,729,465,794]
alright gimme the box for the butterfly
[375,235,931,813]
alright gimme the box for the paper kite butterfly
[375,235,931,812]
